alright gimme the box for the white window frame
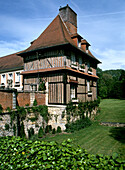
[1,74,6,84]
[87,80,90,92]
[15,72,20,83]
[8,73,13,80]
[70,84,76,99]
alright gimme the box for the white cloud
[92,48,125,70]
[0,41,29,57]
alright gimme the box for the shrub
[57,126,62,133]
[20,122,25,138]
[0,104,3,114]
[45,125,49,133]
[5,123,9,130]
[48,125,52,131]
[13,124,16,136]
[28,127,35,139]
[52,128,56,134]
[0,137,124,169]
[33,99,37,106]
[38,127,44,138]
[65,117,92,133]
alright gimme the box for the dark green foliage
[28,117,38,122]
[28,128,34,139]
[45,125,52,133]
[20,122,25,138]
[97,68,125,99]
[52,128,56,134]
[5,123,9,130]
[38,78,46,91]
[0,136,124,169]
[13,124,16,136]
[34,105,49,124]
[38,127,44,138]
[65,118,92,133]
[64,99,100,122]
[48,125,52,131]
[33,99,37,106]
[45,125,50,133]
[0,118,2,121]
[16,106,26,121]
[7,105,49,138]
[0,104,3,114]
[57,126,62,133]
[6,107,11,112]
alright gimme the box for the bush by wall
[0,136,124,169]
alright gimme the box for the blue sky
[0,0,125,70]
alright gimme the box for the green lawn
[97,99,125,123]
[43,99,125,159]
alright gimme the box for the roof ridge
[58,14,71,35]
[58,15,69,44]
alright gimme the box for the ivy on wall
[62,98,101,132]
[5,104,50,138]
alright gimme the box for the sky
[0,0,125,71]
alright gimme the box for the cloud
[79,11,125,18]
[0,14,52,42]
[92,48,125,70]
[0,40,29,57]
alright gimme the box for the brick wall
[17,92,30,106]
[35,92,45,105]
[0,90,46,110]
[0,90,13,110]
[17,92,45,107]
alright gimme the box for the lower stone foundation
[0,105,98,137]
[48,105,66,131]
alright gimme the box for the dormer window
[86,45,88,53]
[78,38,81,48]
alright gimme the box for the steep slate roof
[21,15,100,63]
[0,51,24,73]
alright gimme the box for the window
[70,84,76,99]
[15,72,20,83]
[8,73,13,80]
[79,57,82,65]
[87,80,90,92]
[71,52,76,64]
[1,74,6,84]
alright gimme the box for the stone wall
[0,111,47,137]
[0,113,13,136]
[48,105,66,131]
[0,104,98,137]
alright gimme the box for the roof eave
[18,43,70,56]
[0,66,24,74]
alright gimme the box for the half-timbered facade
[20,5,101,105]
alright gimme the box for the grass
[43,99,125,159]
[97,99,125,123]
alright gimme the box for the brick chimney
[59,4,77,34]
